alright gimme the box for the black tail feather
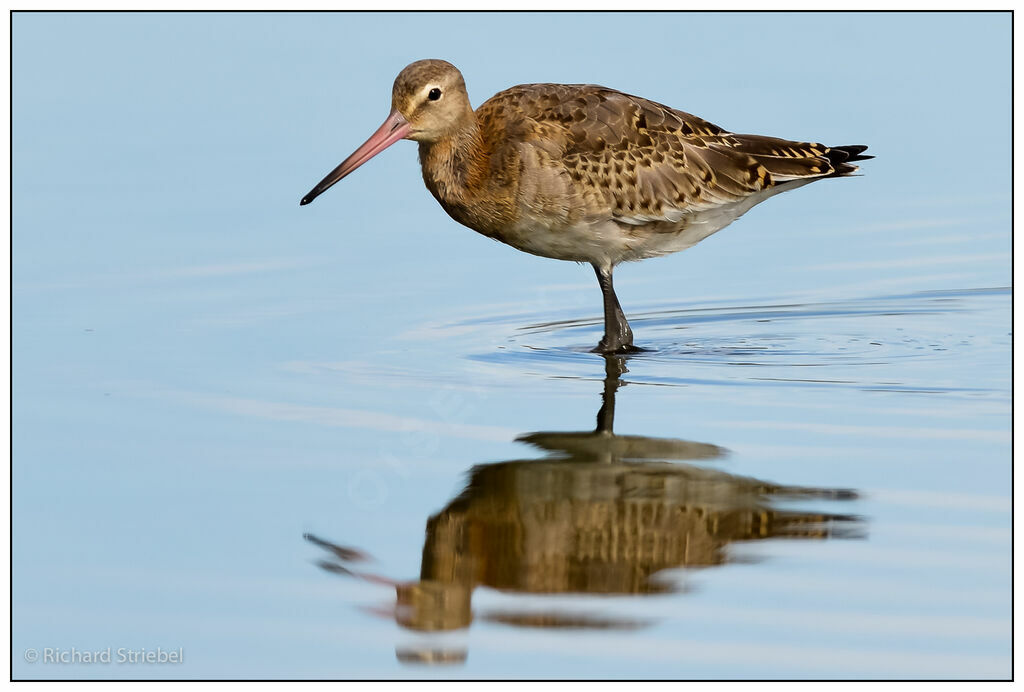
[831,144,873,161]
[826,144,873,176]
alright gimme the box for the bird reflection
[306,355,862,662]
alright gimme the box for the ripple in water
[458,287,1009,395]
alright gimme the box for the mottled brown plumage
[301,59,870,353]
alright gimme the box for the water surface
[12,11,1011,681]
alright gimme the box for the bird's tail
[722,135,872,183]
[824,144,873,177]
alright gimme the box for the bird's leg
[592,264,637,354]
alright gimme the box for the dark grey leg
[592,264,637,354]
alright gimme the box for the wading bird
[301,60,870,353]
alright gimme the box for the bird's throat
[418,122,488,205]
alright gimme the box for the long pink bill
[300,110,411,206]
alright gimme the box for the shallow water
[12,11,1011,682]
[13,280,1010,680]
[301,288,1010,679]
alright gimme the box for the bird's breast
[425,181,518,241]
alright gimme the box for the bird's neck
[418,117,517,237]
[418,119,489,206]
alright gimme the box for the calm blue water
[13,12,1010,680]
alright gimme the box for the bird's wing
[477,84,857,227]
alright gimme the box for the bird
[300,59,871,354]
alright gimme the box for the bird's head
[300,59,472,206]
[391,59,474,143]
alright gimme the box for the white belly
[500,182,802,269]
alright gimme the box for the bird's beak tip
[299,110,411,209]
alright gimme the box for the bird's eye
[428,88,442,101]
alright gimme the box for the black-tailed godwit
[301,59,870,353]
